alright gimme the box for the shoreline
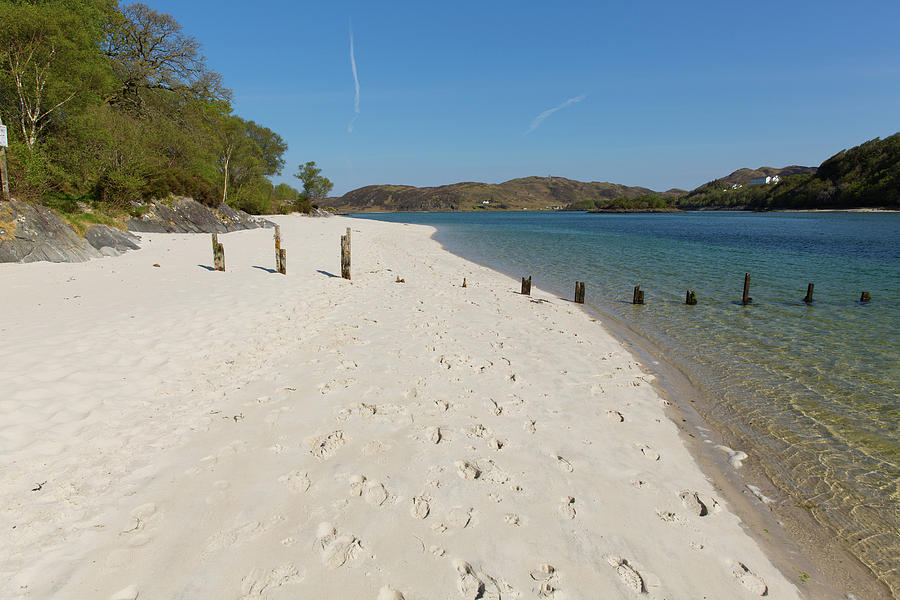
[0,215,873,598]
[411,222,892,599]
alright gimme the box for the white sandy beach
[1,215,806,599]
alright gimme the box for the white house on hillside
[750,175,781,185]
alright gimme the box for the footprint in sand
[729,561,768,596]
[278,471,311,494]
[446,507,472,529]
[636,444,660,461]
[656,510,685,524]
[553,455,574,473]
[559,496,576,520]
[411,495,431,519]
[239,563,303,599]
[606,410,625,422]
[455,460,481,480]
[426,426,442,444]
[524,420,536,434]
[504,513,520,526]
[489,438,503,450]
[453,560,485,600]
[364,481,389,506]
[679,491,719,517]
[316,522,361,569]
[377,587,405,600]
[307,430,345,460]
[349,474,366,497]
[530,564,560,598]
[605,555,646,594]
[120,502,157,535]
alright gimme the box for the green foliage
[677,134,899,210]
[0,1,299,215]
[294,161,334,204]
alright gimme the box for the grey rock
[99,246,121,257]
[0,200,100,263]
[126,197,274,233]
[85,225,141,252]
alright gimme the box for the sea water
[350,210,900,592]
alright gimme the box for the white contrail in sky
[348,23,360,132]
[525,93,587,135]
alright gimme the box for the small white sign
[0,125,7,147]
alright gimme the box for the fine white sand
[0,215,801,599]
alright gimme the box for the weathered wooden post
[462,277,467,288]
[685,290,697,305]
[274,225,286,274]
[632,285,644,304]
[521,276,532,295]
[742,273,751,305]
[574,281,585,304]
[211,233,225,271]
[803,283,814,304]
[340,227,351,280]
[860,291,871,303]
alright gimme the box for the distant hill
[321,133,899,213]
[321,176,685,212]
[680,133,900,209]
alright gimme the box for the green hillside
[680,134,899,209]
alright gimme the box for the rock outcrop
[85,225,142,257]
[0,200,100,263]
[126,197,273,233]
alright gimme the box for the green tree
[0,0,114,152]
[294,161,333,204]
[102,3,228,112]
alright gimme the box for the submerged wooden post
[803,283,814,304]
[212,233,225,271]
[574,281,585,304]
[340,228,351,280]
[742,273,751,305]
[632,285,644,305]
[685,290,697,305]
[274,225,286,274]
[860,291,871,303]
[521,276,532,295]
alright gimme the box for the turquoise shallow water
[351,210,900,592]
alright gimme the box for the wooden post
[340,229,351,280]
[211,233,225,271]
[860,291,871,303]
[803,283,814,304]
[632,285,644,304]
[0,114,10,202]
[274,225,286,274]
[685,290,697,305]
[574,281,585,304]
[521,276,532,295]
[742,273,751,305]
[462,277,467,288]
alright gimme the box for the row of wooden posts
[520,272,873,304]
[209,226,353,280]
[209,230,873,305]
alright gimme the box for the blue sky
[149,0,900,195]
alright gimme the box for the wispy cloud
[525,93,587,135]
[347,22,360,133]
